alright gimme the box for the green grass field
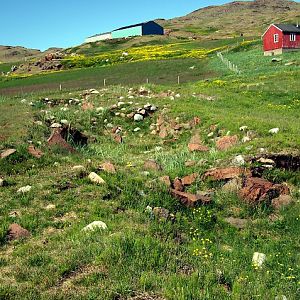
[0,40,299,299]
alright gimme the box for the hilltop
[157,0,300,39]
[0,45,63,64]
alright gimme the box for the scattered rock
[216,135,238,151]
[153,207,170,220]
[99,162,116,174]
[114,134,123,144]
[28,145,43,158]
[225,217,248,229]
[181,173,199,186]
[188,133,209,152]
[83,221,107,232]
[204,167,251,181]
[170,189,211,207]
[82,102,94,111]
[144,160,162,171]
[88,172,106,185]
[159,176,172,187]
[173,177,184,192]
[72,165,86,171]
[252,252,266,268]
[17,185,32,193]
[134,114,144,122]
[232,155,245,166]
[50,123,62,128]
[45,204,56,210]
[222,178,242,193]
[47,129,76,153]
[239,177,289,205]
[0,178,4,187]
[185,160,196,167]
[269,128,279,134]
[271,195,293,210]
[1,149,16,159]
[7,224,30,241]
[8,211,20,218]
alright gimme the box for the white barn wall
[85,33,112,43]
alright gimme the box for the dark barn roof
[275,24,300,33]
[113,21,160,32]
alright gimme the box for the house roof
[113,21,159,32]
[274,24,300,33]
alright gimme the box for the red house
[262,24,300,56]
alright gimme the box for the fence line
[217,51,241,75]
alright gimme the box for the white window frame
[290,33,296,42]
[274,34,279,43]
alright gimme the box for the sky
[0,0,240,50]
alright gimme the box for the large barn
[84,21,164,43]
[262,24,300,56]
[111,21,164,39]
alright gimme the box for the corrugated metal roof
[275,24,300,33]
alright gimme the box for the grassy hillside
[0,39,299,299]
[158,0,300,39]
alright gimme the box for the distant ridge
[156,0,300,39]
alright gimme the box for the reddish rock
[216,135,239,151]
[82,102,94,111]
[47,129,76,153]
[188,133,209,152]
[181,173,199,186]
[239,177,290,205]
[204,167,251,181]
[7,224,30,241]
[173,177,184,191]
[170,189,211,207]
[100,162,116,174]
[114,134,123,144]
[127,112,135,119]
[159,125,168,139]
[271,195,293,210]
[188,143,210,152]
[28,145,43,158]
[1,149,16,159]
[190,117,201,127]
[144,160,162,171]
[159,176,172,187]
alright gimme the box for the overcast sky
[1,0,299,50]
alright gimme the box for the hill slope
[158,0,300,38]
[0,46,63,64]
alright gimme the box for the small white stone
[134,127,141,132]
[232,155,245,166]
[45,204,56,210]
[88,172,106,185]
[145,206,153,213]
[134,114,144,122]
[175,94,181,98]
[207,132,214,137]
[96,107,104,112]
[269,128,279,134]
[118,101,125,107]
[60,119,69,125]
[21,99,27,103]
[242,136,251,143]
[252,252,266,268]
[50,123,62,128]
[72,165,85,171]
[239,126,248,131]
[17,185,32,193]
[83,221,107,232]
[0,179,4,187]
